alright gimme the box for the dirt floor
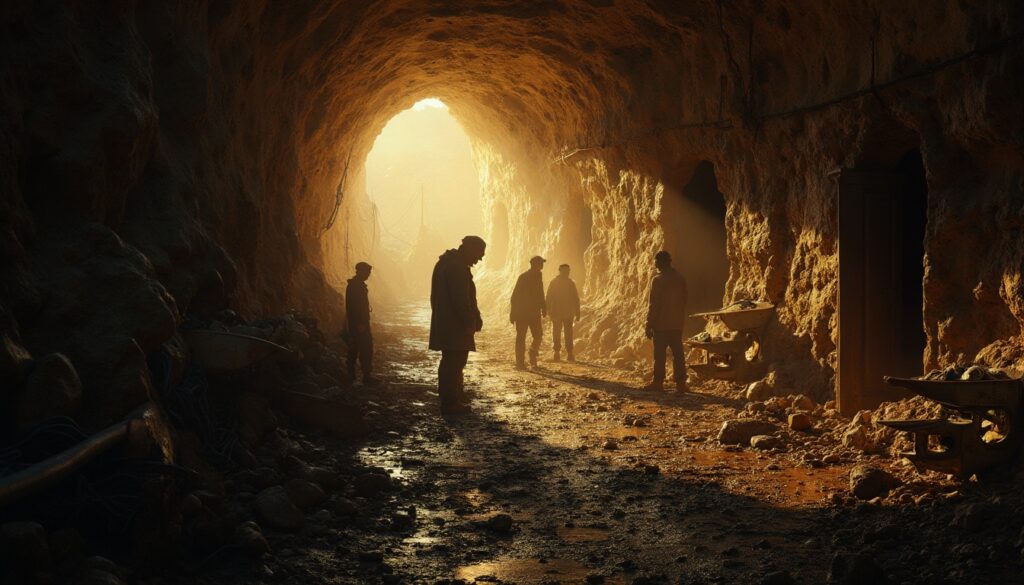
[160,302,1024,585]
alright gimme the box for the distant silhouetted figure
[510,256,546,369]
[346,262,377,385]
[645,250,688,391]
[546,264,581,362]
[430,236,486,415]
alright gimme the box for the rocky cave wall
[1,0,1022,430]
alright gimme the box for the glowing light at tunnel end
[412,97,448,111]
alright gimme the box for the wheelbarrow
[878,376,1023,478]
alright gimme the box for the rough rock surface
[0,1,1021,428]
[849,465,898,500]
[718,419,777,445]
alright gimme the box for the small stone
[233,521,271,556]
[286,478,326,509]
[358,550,384,563]
[746,381,774,401]
[827,552,891,584]
[842,426,868,451]
[823,453,841,465]
[849,465,898,500]
[485,513,513,534]
[0,521,51,575]
[354,472,392,497]
[788,412,812,431]
[78,569,126,585]
[603,439,618,450]
[181,493,203,517]
[305,465,346,490]
[718,419,777,445]
[335,497,359,517]
[759,570,797,585]
[950,502,993,532]
[750,435,783,450]
[792,394,815,411]
[254,486,304,532]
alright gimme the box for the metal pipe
[0,404,154,509]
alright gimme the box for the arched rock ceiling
[204,0,1015,245]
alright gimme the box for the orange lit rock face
[1,1,1023,422]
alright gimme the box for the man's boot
[642,380,664,391]
[567,351,575,363]
[553,350,561,362]
[675,378,688,392]
[529,350,538,368]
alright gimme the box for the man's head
[654,250,672,270]
[355,261,372,280]
[558,264,570,276]
[458,235,487,266]
[529,256,546,271]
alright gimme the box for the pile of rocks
[0,521,133,585]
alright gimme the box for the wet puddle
[455,557,623,584]
[556,525,610,542]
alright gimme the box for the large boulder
[718,419,777,445]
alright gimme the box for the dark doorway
[837,148,928,415]
[664,161,729,335]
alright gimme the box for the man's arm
[510,275,522,323]
[448,267,476,328]
[646,277,660,337]
[537,276,546,317]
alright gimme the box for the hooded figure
[430,236,486,414]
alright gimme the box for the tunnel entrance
[837,148,928,415]
[364,98,483,299]
[662,161,729,336]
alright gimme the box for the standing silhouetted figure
[546,264,581,362]
[430,236,486,415]
[645,250,689,391]
[510,256,547,369]
[346,261,377,385]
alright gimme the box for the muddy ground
[155,303,1024,585]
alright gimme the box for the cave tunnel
[2,1,1024,584]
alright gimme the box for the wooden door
[837,170,916,415]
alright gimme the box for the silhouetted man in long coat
[510,255,546,369]
[645,250,688,391]
[346,262,377,385]
[546,264,581,362]
[430,236,486,414]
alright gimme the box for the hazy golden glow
[364,98,483,296]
